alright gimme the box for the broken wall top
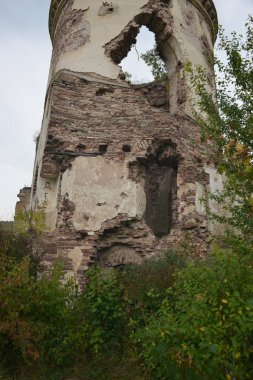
[49,0,218,45]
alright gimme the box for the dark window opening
[32,166,39,197]
[141,142,178,237]
[122,144,132,153]
[145,164,177,237]
[99,144,108,154]
[76,143,86,152]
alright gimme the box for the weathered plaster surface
[61,156,146,231]
[24,0,221,282]
[195,181,206,216]
[34,176,59,231]
[68,246,83,272]
[27,68,222,282]
[205,166,224,233]
[49,0,218,43]
[52,0,149,79]
[50,0,214,87]
[15,187,31,214]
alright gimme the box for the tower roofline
[49,0,218,45]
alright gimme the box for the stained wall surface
[27,0,221,282]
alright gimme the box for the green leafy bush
[123,251,186,325]
[1,222,252,379]
[0,237,184,379]
[0,250,77,376]
[134,245,253,379]
[186,17,253,238]
[64,267,128,357]
[141,45,168,82]
[0,255,43,372]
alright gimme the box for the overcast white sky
[0,0,252,220]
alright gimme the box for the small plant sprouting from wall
[141,44,168,82]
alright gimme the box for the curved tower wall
[48,0,216,81]
[30,0,221,281]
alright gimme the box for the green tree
[141,45,168,82]
[132,19,253,380]
[186,17,253,239]
[142,18,253,239]
[14,209,47,237]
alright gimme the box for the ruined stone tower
[27,0,221,280]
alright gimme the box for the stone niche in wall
[136,140,178,237]
[98,2,119,16]
[98,244,142,268]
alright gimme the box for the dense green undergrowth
[0,225,252,380]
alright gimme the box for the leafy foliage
[0,225,184,380]
[0,224,252,379]
[186,17,253,238]
[134,245,253,379]
[14,210,48,237]
[141,45,168,82]
[68,268,127,356]
[123,251,186,325]
[0,244,76,376]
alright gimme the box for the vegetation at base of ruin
[14,209,48,237]
[134,242,253,380]
[1,18,253,380]
[0,220,253,380]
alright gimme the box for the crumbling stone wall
[50,0,90,75]
[15,187,31,215]
[48,0,217,113]
[31,71,221,283]
[23,0,221,283]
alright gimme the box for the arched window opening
[98,244,142,268]
[120,26,159,84]
[104,11,184,110]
